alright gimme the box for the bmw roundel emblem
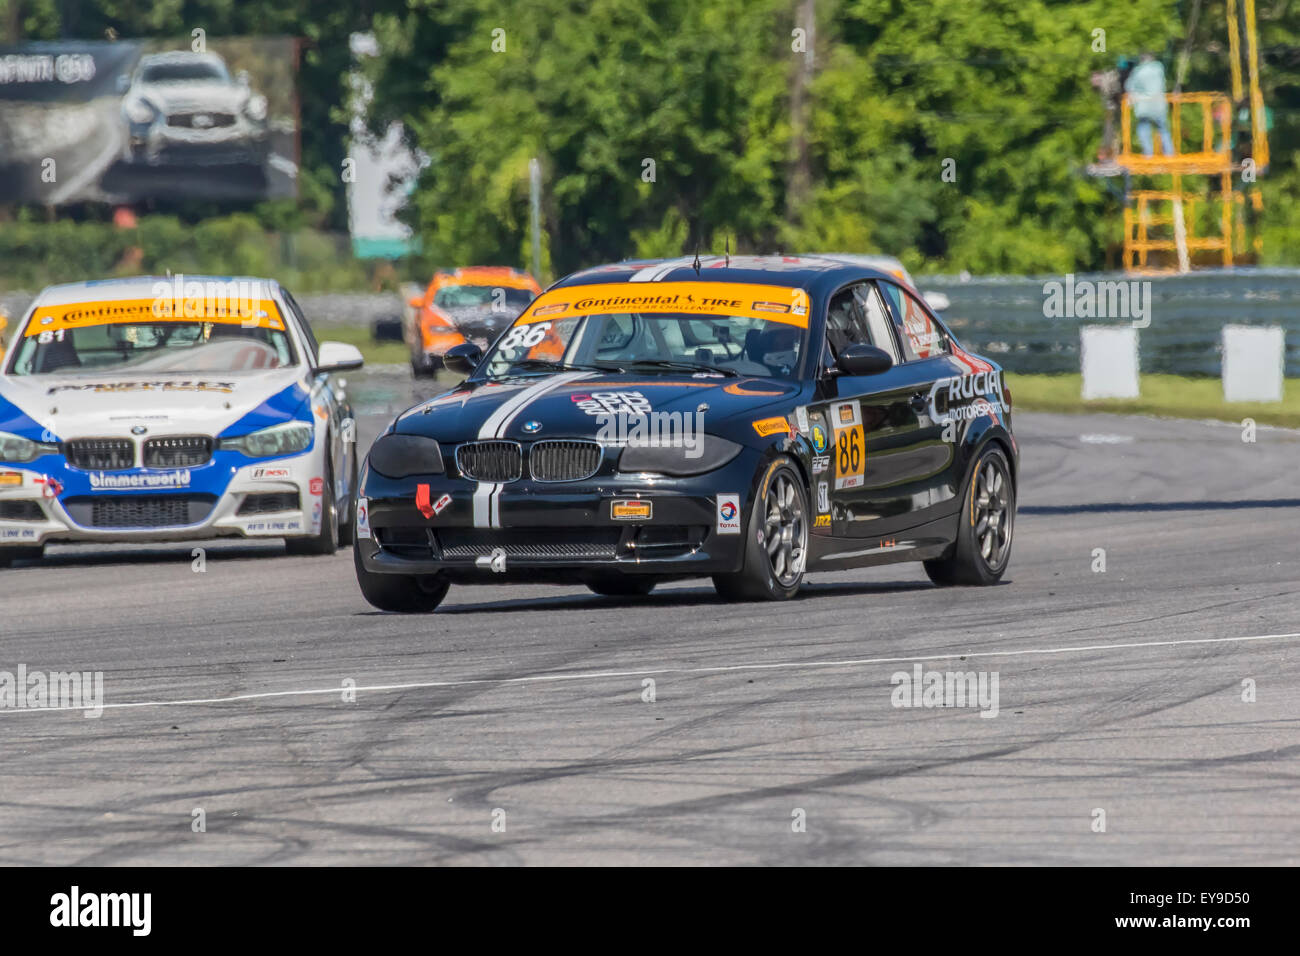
[522,420,542,434]
[131,425,148,436]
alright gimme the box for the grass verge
[317,324,410,366]
[1007,373,1300,429]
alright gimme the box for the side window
[824,282,900,364]
[879,282,950,361]
[853,284,901,364]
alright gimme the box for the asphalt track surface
[3,371,1299,865]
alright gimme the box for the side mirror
[116,74,131,94]
[836,343,893,376]
[315,341,364,374]
[407,295,424,309]
[442,342,483,376]
[237,69,251,87]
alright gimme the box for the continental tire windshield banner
[0,36,298,203]
[520,282,813,326]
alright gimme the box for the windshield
[8,317,297,376]
[140,62,229,84]
[481,280,809,381]
[434,284,535,311]
[481,281,810,380]
[483,313,804,381]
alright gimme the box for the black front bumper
[357,459,760,579]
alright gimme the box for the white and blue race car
[0,276,363,565]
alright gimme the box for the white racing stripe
[629,257,697,282]
[473,371,592,527]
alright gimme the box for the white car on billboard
[118,51,270,167]
[0,276,363,566]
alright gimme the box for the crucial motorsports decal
[925,370,1010,427]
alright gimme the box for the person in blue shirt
[1125,53,1175,156]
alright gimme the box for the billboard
[0,36,299,203]
[345,32,419,259]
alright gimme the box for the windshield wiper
[620,359,740,377]
[498,358,625,375]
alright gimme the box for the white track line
[4,630,1299,717]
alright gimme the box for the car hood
[391,372,801,445]
[440,304,516,328]
[0,367,307,441]
[132,83,249,114]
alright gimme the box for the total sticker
[356,497,370,538]
[831,400,864,490]
[716,494,741,534]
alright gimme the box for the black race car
[353,255,1017,611]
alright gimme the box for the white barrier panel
[1080,326,1140,399]
[1222,325,1284,403]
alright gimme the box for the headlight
[617,435,743,477]
[219,422,312,458]
[367,433,444,478]
[244,94,267,122]
[0,431,57,464]
[124,98,156,124]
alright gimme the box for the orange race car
[404,266,542,376]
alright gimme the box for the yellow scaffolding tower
[1109,0,1269,273]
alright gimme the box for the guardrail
[922,269,1300,377]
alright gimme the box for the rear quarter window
[879,281,951,361]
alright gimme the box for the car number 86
[499,322,552,350]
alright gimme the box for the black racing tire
[353,538,450,612]
[0,545,44,567]
[285,452,339,556]
[337,449,360,547]
[924,444,1015,586]
[712,457,808,602]
[584,575,657,597]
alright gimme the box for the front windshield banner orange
[518,282,811,328]
[25,298,287,336]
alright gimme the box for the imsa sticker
[716,494,741,534]
[831,400,864,490]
